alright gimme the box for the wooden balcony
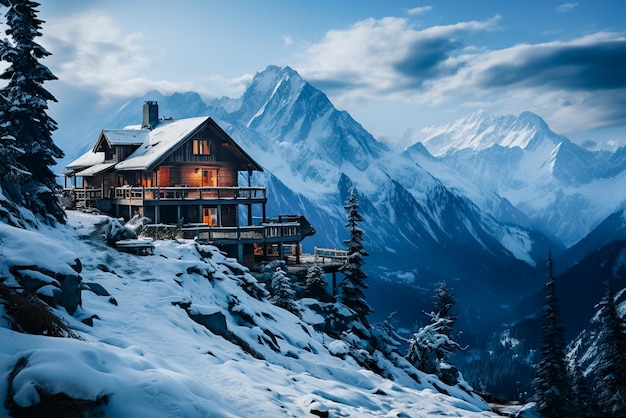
[115,186,266,204]
[180,221,305,244]
[66,186,267,205]
[66,188,104,200]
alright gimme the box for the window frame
[192,139,211,155]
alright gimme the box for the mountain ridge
[404,110,626,246]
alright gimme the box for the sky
[8,0,626,149]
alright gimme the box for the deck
[180,219,312,244]
[66,186,267,205]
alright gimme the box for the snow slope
[0,211,495,417]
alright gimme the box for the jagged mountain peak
[215,65,388,184]
[229,65,309,125]
[417,110,563,156]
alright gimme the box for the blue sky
[19,1,626,148]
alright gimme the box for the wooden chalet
[64,101,315,266]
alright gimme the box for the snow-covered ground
[0,211,498,417]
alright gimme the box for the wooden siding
[165,127,218,164]
[156,165,238,188]
[221,205,237,227]
[157,167,170,187]
[163,126,246,167]
[117,145,139,161]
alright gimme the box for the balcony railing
[180,222,302,242]
[64,188,104,200]
[115,186,266,201]
[65,186,266,202]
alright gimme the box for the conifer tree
[304,264,329,301]
[0,92,25,181]
[431,281,457,336]
[594,283,626,416]
[406,314,461,374]
[269,267,297,313]
[339,187,373,322]
[0,0,64,222]
[569,362,598,418]
[532,251,575,417]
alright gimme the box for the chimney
[142,101,159,129]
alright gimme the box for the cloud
[556,2,579,13]
[41,13,157,101]
[474,35,626,91]
[424,32,626,132]
[407,6,433,16]
[283,35,294,46]
[297,13,626,134]
[40,12,246,103]
[298,15,500,101]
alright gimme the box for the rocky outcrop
[9,261,82,315]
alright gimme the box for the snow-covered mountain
[0,211,498,417]
[57,67,555,330]
[61,66,626,336]
[404,110,626,247]
[38,64,626,410]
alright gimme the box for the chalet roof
[67,114,263,174]
[101,129,148,146]
[115,117,209,171]
[75,162,117,177]
[66,151,105,171]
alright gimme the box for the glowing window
[193,139,210,155]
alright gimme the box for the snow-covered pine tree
[0,92,25,182]
[431,281,457,336]
[269,267,297,314]
[532,251,575,417]
[594,284,626,416]
[0,0,64,223]
[405,313,462,381]
[569,361,598,418]
[304,264,329,301]
[339,187,373,323]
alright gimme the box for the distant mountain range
[53,65,626,333]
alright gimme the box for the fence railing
[64,188,104,200]
[180,222,302,242]
[65,186,266,202]
[314,247,349,263]
[115,186,266,201]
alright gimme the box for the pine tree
[405,313,462,379]
[570,362,599,418]
[304,264,329,300]
[0,0,64,222]
[594,284,626,416]
[269,267,297,313]
[532,251,575,417]
[0,92,25,181]
[339,187,373,322]
[432,281,457,336]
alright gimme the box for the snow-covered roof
[75,162,116,177]
[66,151,105,170]
[101,128,148,146]
[115,116,209,171]
[67,114,263,174]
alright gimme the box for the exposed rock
[102,217,136,245]
[83,282,110,297]
[6,356,108,417]
[10,265,82,315]
[308,401,329,418]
